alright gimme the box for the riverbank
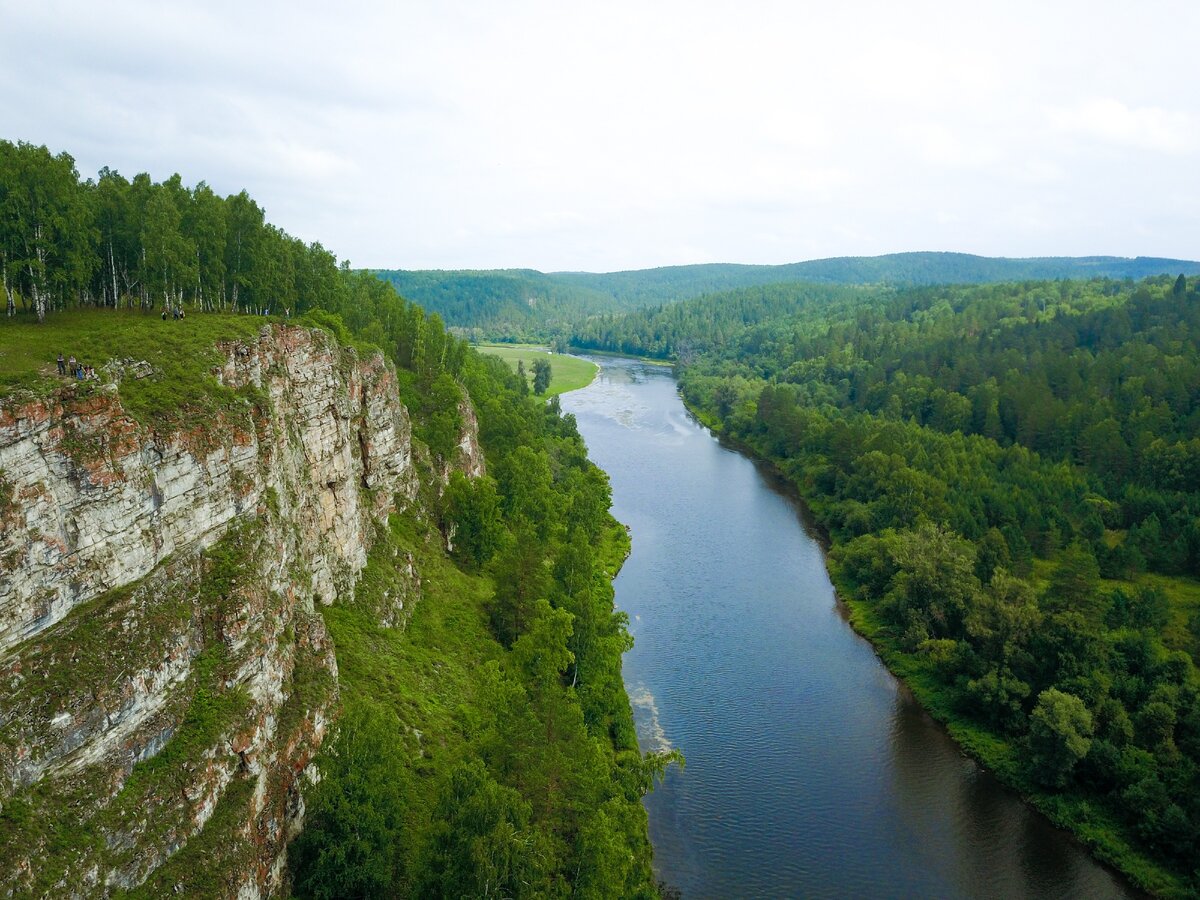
[567,345,675,367]
[473,342,599,395]
[567,357,1137,898]
[678,393,1179,899]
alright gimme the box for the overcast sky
[3,0,1197,271]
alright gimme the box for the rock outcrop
[0,324,480,897]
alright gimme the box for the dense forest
[0,140,674,897]
[0,142,376,323]
[612,275,1200,894]
[374,253,1200,342]
[555,252,1200,308]
[373,268,621,341]
[570,282,879,360]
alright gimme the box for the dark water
[561,358,1138,900]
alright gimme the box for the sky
[2,0,1198,272]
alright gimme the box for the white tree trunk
[2,254,13,317]
[31,236,47,323]
[108,240,119,308]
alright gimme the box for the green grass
[474,343,598,396]
[320,512,501,786]
[1031,557,1200,653]
[0,308,267,429]
[120,777,258,899]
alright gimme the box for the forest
[0,140,673,897]
[593,274,1200,894]
[374,253,1200,343]
[0,140,382,325]
[372,268,621,341]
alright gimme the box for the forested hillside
[570,282,879,360]
[372,253,1200,342]
[556,252,1200,306]
[660,274,1200,895]
[0,140,671,897]
[372,268,620,340]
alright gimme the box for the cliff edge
[0,323,481,897]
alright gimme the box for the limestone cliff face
[0,324,482,897]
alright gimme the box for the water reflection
[562,358,1138,899]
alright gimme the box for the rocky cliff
[0,324,481,897]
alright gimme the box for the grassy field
[473,343,598,396]
[0,309,267,428]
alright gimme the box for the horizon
[375,249,1200,277]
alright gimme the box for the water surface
[562,357,1137,899]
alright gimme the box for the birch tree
[184,182,226,310]
[0,142,94,322]
[93,167,136,308]
[224,190,264,311]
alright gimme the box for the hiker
[162,308,168,320]
[75,365,84,381]
[68,355,77,377]
[57,353,66,375]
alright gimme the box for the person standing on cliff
[68,355,77,377]
[57,352,66,375]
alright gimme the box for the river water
[561,357,1137,900]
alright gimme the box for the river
[560,357,1138,900]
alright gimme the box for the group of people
[161,305,186,320]
[56,353,97,381]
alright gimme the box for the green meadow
[474,343,598,396]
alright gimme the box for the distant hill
[374,252,1200,337]
[372,269,618,338]
[551,253,1200,305]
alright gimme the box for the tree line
[2,140,348,322]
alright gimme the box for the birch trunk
[2,253,13,317]
[108,240,119,308]
[31,237,47,323]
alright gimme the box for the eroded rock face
[0,324,472,898]
[0,326,418,655]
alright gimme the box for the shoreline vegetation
[682,396,1156,896]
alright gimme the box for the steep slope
[372,268,619,338]
[0,324,479,897]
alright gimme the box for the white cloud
[2,0,1198,269]
[1050,98,1197,154]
